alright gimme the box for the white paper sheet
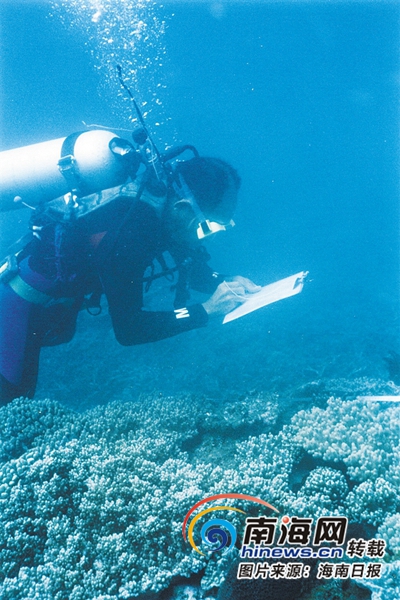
[223,271,308,324]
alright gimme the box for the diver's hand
[225,276,262,294]
[202,277,261,318]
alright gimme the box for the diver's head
[165,156,241,246]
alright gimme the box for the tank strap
[7,275,75,307]
[58,131,86,195]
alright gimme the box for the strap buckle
[58,154,82,194]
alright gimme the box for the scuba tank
[0,68,200,287]
[0,129,136,212]
[0,66,199,213]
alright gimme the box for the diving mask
[173,174,235,240]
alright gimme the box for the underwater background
[0,1,399,599]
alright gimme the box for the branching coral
[0,392,281,599]
[290,467,349,518]
[356,560,400,600]
[0,397,225,599]
[233,428,298,511]
[233,401,400,522]
[0,397,75,463]
[290,397,400,525]
[291,398,398,482]
[376,513,400,557]
[0,391,398,599]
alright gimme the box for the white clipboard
[223,271,308,324]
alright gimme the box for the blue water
[1,0,398,403]
[0,1,399,599]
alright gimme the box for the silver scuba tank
[0,129,134,212]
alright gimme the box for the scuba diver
[0,126,260,405]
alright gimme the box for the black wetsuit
[0,196,222,403]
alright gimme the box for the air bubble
[51,0,169,129]
[92,10,102,23]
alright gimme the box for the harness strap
[8,275,74,307]
[58,131,86,195]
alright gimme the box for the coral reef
[0,396,218,599]
[290,398,400,525]
[291,467,349,518]
[376,513,400,557]
[0,397,75,463]
[0,389,398,598]
[356,560,400,600]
